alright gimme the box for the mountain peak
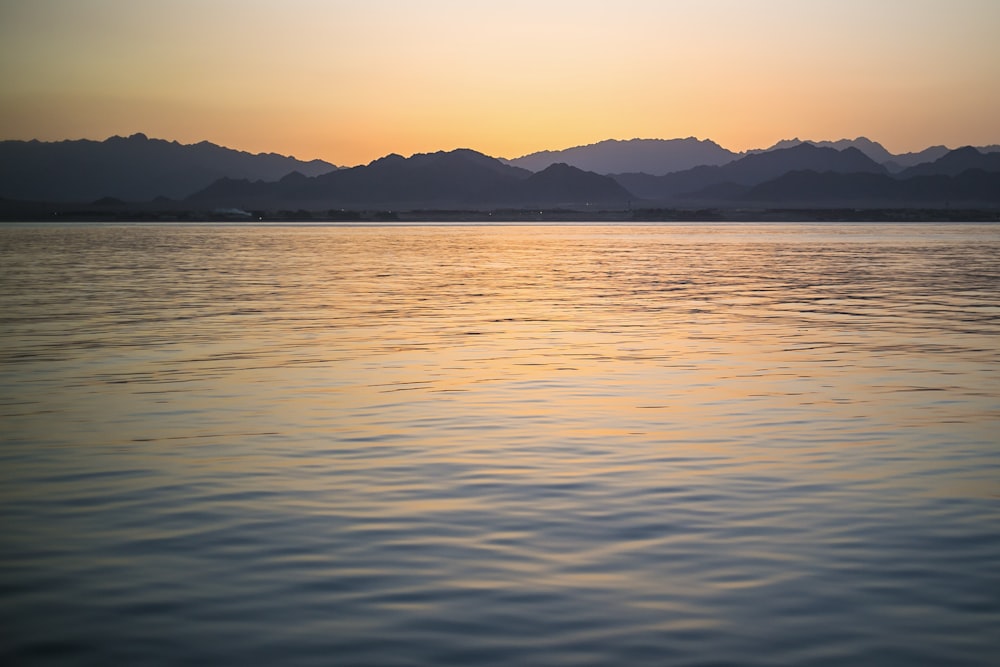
[0,134,337,202]
[537,161,579,174]
[512,162,632,205]
[369,153,406,167]
[757,137,893,163]
[505,137,738,176]
[950,145,984,157]
[898,145,1000,178]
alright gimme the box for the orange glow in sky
[1,0,998,166]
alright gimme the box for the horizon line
[3,131,999,168]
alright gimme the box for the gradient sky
[1,0,997,166]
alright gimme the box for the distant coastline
[2,202,998,224]
[3,135,999,217]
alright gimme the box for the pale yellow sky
[1,0,997,165]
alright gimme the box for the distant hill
[881,146,951,172]
[189,149,632,209]
[504,138,738,176]
[897,146,1000,178]
[506,136,993,177]
[723,147,1000,206]
[614,143,886,201]
[753,137,895,163]
[754,137,1000,171]
[0,133,337,202]
[5,131,999,213]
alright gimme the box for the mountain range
[623,144,1000,206]
[189,149,631,209]
[508,136,999,176]
[1,133,999,213]
[504,138,737,176]
[0,133,336,202]
[135,143,1000,210]
[614,143,888,201]
[745,137,952,171]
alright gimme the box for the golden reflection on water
[1,223,999,666]
[6,226,997,491]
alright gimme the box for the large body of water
[2,222,999,666]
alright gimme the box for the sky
[0,0,998,166]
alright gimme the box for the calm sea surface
[1,222,999,666]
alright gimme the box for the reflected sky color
[1,0,998,164]
[1,223,999,664]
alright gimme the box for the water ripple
[1,223,999,666]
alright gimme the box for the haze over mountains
[615,143,887,201]
[0,133,336,202]
[511,136,1000,176]
[747,138,951,171]
[189,149,632,209]
[1,133,999,213]
[503,138,738,176]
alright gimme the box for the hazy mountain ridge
[0,133,337,202]
[616,145,1000,206]
[896,146,1000,178]
[504,138,738,176]
[751,137,895,163]
[754,138,970,172]
[613,143,887,201]
[189,149,631,209]
[2,133,999,213]
[512,136,1000,176]
[678,147,1000,206]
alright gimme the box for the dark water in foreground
[1,222,999,666]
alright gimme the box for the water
[1,222,999,666]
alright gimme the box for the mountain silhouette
[0,133,337,202]
[504,138,738,176]
[881,146,951,172]
[503,163,633,205]
[753,137,895,163]
[189,149,631,209]
[614,143,886,201]
[667,146,1000,206]
[747,137,995,172]
[507,136,985,178]
[897,146,1000,178]
[5,132,999,214]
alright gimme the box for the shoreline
[2,204,999,224]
